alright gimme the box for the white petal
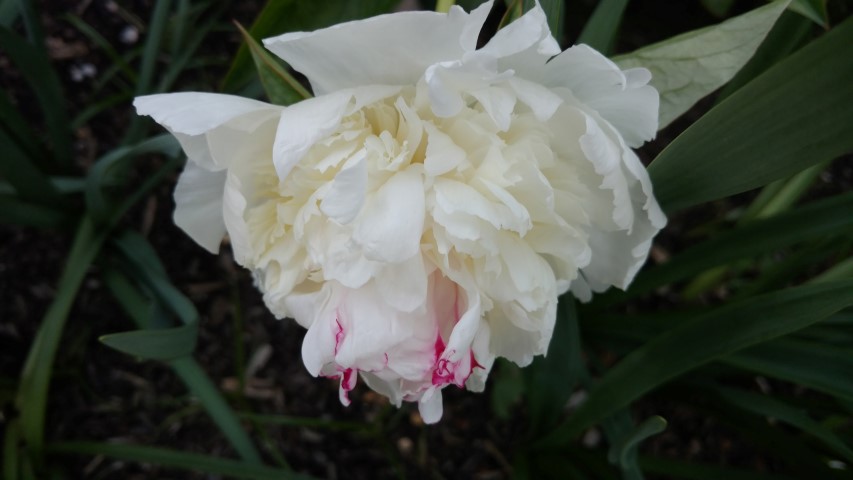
[173,162,226,253]
[353,167,425,263]
[320,150,368,224]
[262,2,493,95]
[273,91,352,180]
[222,171,253,266]
[376,254,428,313]
[134,93,278,136]
[544,45,658,146]
[423,122,466,176]
[418,387,444,424]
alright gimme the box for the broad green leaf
[525,297,583,435]
[615,0,789,129]
[595,193,853,306]
[45,442,313,480]
[790,0,828,27]
[725,339,853,402]
[102,268,262,464]
[490,359,524,420]
[648,18,853,212]
[221,0,398,94]
[713,386,853,463]
[577,0,629,55]
[235,22,311,105]
[716,10,814,102]
[99,323,198,361]
[537,279,853,448]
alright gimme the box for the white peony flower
[134,0,665,423]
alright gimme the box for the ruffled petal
[172,162,227,253]
[353,167,425,263]
[263,2,493,95]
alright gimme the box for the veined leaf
[537,279,853,448]
[648,17,853,212]
[615,0,789,129]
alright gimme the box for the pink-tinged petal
[262,2,493,95]
[353,167,425,263]
[338,368,357,406]
[172,162,226,253]
[375,254,428,313]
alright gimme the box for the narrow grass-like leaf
[46,442,312,480]
[725,339,853,402]
[0,128,59,204]
[15,216,107,460]
[221,0,397,93]
[525,297,583,435]
[595,193,853,306]
[102,267,263,464]
[615,0,789,129]
[0,195,69,228]
[538,279,853,448]
[0,87,45,162]
[648,17,853,212]
[235,22,310,105]
[577,0,629,55]
[608,416,667,470]
[0,26,71,167]
[99,323,198,361]
[0,1,18,27]
[64,15,137,83]
[713,386,853,463]
[3,419,19,480]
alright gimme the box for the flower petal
[353,166,425,263]
[263,2,493,95]
[172,162,227,253]
[320,149,368,225]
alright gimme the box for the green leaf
[235,22,311,105]
[221,0,398,94]
[615,0,789,129]
[713,386,853,463]
[0,25,71,168]
[102,268,263,464]
[525,297,584,435]
[789,0,828,27]
[3,419,20,480]
[490,359,524,420]
[596,193,853,306]
[16,216,108,461]
[700,0,735,18]
[639,455,800,480]
[607,416,667,470]
[45,442,313,480]
[537,279,853,448]
[0,195,69,228]
[99,323,198,361]
[577,0,629,55]
[0,127,59,205]
[647,17,853,212]
[725,339,853,402]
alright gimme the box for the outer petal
[172,162,227,253]
[263,2,493,95]
[134,93,280,170]
[544,45,659,147]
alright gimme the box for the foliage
[1,0,851,479]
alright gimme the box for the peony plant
[133,0,795,423]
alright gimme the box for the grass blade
[538,279,853,448]
[235,21,311,105]
[45,442,312,480]
[577,0,629,55]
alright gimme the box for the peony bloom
[134,0,665,423]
